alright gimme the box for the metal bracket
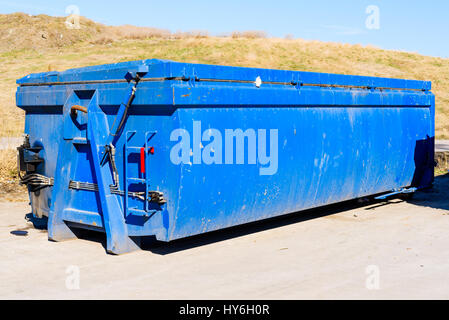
[17,135,43,173]
[182,68,198,86]
[291,76,303,90]
[124,65,149,82]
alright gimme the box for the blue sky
[1,0,448,58]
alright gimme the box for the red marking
[140,147,145,174]
[149,147,155,155]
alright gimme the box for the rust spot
[93,222,97,226]
[181,93,191,98]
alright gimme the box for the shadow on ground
[23,173,449,255]
[408,172,449,211]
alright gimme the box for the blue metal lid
[17,58,431,91]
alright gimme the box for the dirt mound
[0,12,106,52]
[0,13,268,51]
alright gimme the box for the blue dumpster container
[16,59,435,254]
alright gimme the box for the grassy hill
[0,12,448,195]
[1,13,449,137]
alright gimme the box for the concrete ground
[1,175,449,300]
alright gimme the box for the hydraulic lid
[17,58,431,91]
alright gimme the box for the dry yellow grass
[0,149,16,180]
[0,149,27,200]
[231,31,267,39]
